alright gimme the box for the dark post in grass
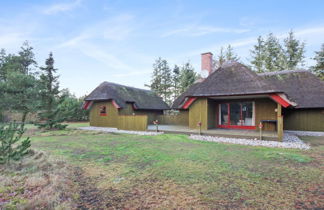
[197,122,202,135]
[153,120,159,132]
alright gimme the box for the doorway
[218,102,255,129]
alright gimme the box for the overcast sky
[1,0,324,96]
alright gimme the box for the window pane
[241,102,253,126]
[220,103,228,125]
[100,106,107,114]
[230,103,241,125]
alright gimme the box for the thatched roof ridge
[172,62,324,109]
[259,70,324,108]
[85,82,169,110]
[258,69,309,76]
[192,62,280,96]
[172,62,280,108]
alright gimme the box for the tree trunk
[21,111,28,127]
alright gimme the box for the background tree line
[146,58,198,105]
[0,41,88,128]
[147,31,324,105]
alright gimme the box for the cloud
[112,70,151,78]
[76,43,133,71]
[58,33,89,48]
[55,14,145,79]
[102,14,135,41]
[0,33,26,49]
[162,25,249,37]
[187,26,324,56]
[42,0,82,15]
[58,14,135,46]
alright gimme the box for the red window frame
[218,102,256,130]
[99,105,107,116]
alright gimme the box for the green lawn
[29,125,324,209]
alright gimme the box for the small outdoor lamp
[197,122,202,135]
[153,120,159,132]
[259,122,263,140]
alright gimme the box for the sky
[1,0,324,97]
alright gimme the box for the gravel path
[78,126,164,136]
[78,126,310,149]
[285,130,324,137]
[189,133,310,150]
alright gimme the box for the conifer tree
[0,42,39,124]
[312,44,324,80]
[212,47,226,70]
[283,30,305,69]
[250,36,266,73]
[172,65,181,101]
[0,122,31,165]
[161,62,172,105]
[148,57,173,104]
[264,33,285,71]
[38,52,66,130]
[225,45,240,62]
[18,41,37,74]
[213,45,240,71]
[0,49,6,81]
[179,62,197,93]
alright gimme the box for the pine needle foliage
[0,122,31,165]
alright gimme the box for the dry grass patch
[0,150,78,209]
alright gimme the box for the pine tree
[283,30,305,69]
[213,45,240,71]
[0,42,39,124]
[0,49,6,81]
[148,58,173,104]
[160,62,172,105]
[225,45,240,62]
[148,58,163,96]
[250,36,266,73]
[0,122,31,165]
[212,47,226,70]
[179,62,197,93]
[312,44,324,80]
[264,33,285,72]
[18,41,37,75]
[172,65,181,101]
[0,49,6,119]
[38,52,66,130]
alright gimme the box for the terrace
[147,124,278,141]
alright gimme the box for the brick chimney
[201,52,213,75]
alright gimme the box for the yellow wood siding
[134,110,163,124]
[157,110,189,126]
[207,100,217,128]
[255,98,277,131]
[284,109,324,131]
[118,115,148,131]
[189,98,208,130]
[89,101,119,127]
[188,98,277,131]
[119,103,134,115]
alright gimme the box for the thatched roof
[85,82,169,110]
[172,82,201,109]
[172,62,280,108]
[259,70,324,108]
[172,62,324,109]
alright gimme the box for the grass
[2,123,324,209]
[0,150,78,209]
